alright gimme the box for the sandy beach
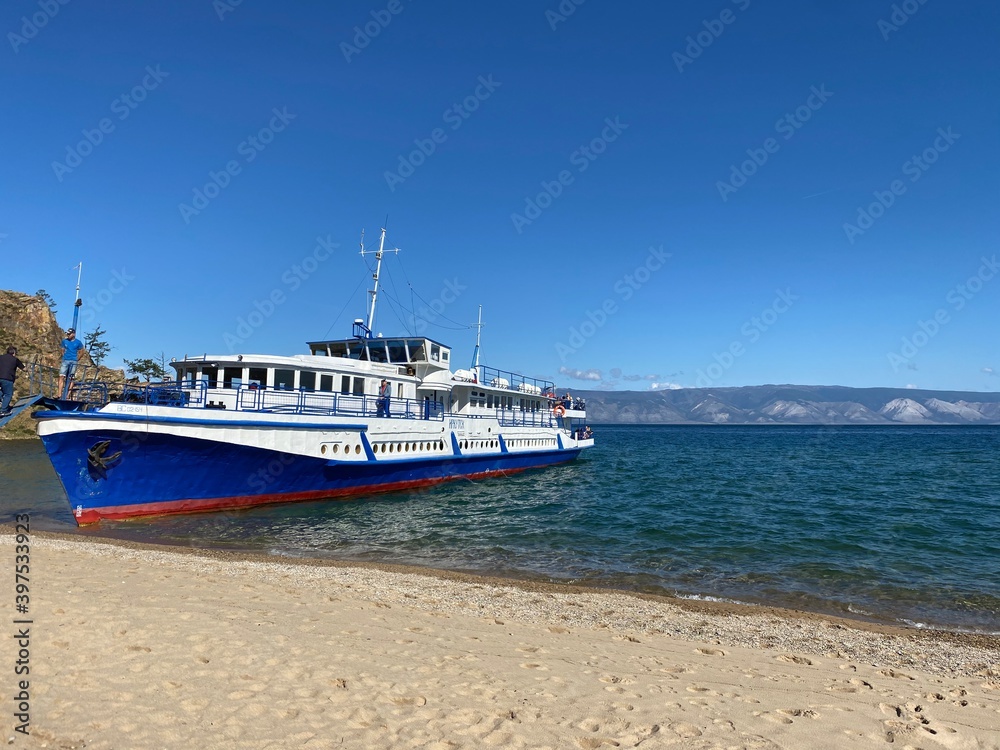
[2,533,998,749]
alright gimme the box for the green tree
[123,356,167,383]
[36,289,57,315]
[84,326,112,367]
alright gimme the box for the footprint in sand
[878,668,915,680]
[777,654,813,665]
[695,647,726,657]
[520,663,548,670]
[668,722,703,738]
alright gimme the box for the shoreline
[25,524,1000,642]
[15,529,1000,670]
[4,532,999,748]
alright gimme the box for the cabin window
[487,394,494,409]
[275,369,295,390]
[248,368,267,388]
[387,341,407,363]
[200,367,218,387]
[300,371,316,391]
[431,344,440,361]
[320,374,334,392]
[352,377,365,396]
[341,375,351,394]
[396,383,404,399]
[223,367,243,388]
[442,350,449,362]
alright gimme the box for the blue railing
[476,365,554,395]
[495,408,555,427]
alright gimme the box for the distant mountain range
[570,385,1000,425]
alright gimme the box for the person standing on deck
[58,328,85,398]
[377,378,390,417]
[0,346,25,416]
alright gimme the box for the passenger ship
[35,228,593,524]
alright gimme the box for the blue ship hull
[39,418,581,524]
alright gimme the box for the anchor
[87,440,122,472]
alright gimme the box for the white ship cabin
[169,334,572,425]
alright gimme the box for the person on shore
[0,346,25,416]
[58,328,85,398]
[377,378,390,417]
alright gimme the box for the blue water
[2,425,998,632]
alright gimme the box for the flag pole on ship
[70,262,83,333]
[470,305,482,375]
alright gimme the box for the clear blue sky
[3,1,997,391]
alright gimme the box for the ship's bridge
[306,336,451,369]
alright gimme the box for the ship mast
[470,305,483,371]
[70,261,83,333]
[358,225,398,338]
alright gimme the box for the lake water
[2,425,998,633]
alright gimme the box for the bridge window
[248,368,267,388]
[223,367,243,388]
[431,344,440,362]
[387,341,408,364]
[275,369,295,390]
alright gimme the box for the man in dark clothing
[377,378,390,417]
[0,346,25,415]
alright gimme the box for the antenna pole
[70,262,83,333]
[471,305,483,371]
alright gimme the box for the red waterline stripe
[74,463,567,525]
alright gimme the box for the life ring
[553,404,566,417]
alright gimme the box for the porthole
[321,444,327,455]
[404,443,410,453]
[396,443,402,453]
[354,444,361,455]
[332,444,340,454]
